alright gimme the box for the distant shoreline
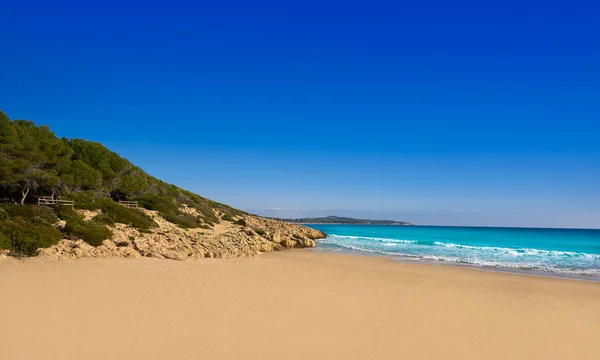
[291,222,413,226]
[275,216,413,226]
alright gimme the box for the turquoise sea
[306,225,600,279]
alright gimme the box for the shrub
[0,207,8,221]
[0,231,10,250]
[138,194,201,227]
[192,202,219,224]
[234,219,247,226]
[162,212,201,229]
[137,194,214,228]
[54,205,114,246]
[221,214,234,222]
[0,204,59,224]
[92,212,115,226]
[138,194,179,213]
[210,201,246,218]
[0,217,61,256]
[98,200,156,230]
[64,218,113,246]
[63,191,104,210]
[255,229,266,236]
[54,205,78,220]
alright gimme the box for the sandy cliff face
[37,208,326,261]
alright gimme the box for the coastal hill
[280,216,413,225]
[0,110,325,259]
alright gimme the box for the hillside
[281,216,413,225]
[0,110,325,259]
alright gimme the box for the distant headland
[277,216,414,225]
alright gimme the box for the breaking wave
[319,233,600,278]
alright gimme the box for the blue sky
[1,0,599,228]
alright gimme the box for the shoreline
[310,247,600,283]
[307,226,600,282]
[292,222,412,225]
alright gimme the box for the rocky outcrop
[244,216,324,248]
[38,239,141,260]
[37,208,326,261]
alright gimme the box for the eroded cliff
[37,207,326,260]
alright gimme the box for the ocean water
[306,225,600,279]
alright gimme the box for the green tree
[58,160,102,190]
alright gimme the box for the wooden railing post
[118,200,138,208]
[36,196,74,209]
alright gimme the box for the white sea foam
[432,242,600,259]
[322,241,405,257]
[327,234,418,244]
[320,236,600,277]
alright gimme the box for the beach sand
[1,250,599,360]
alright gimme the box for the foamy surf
[310,225,600,279]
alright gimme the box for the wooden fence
[37,196,75,209]
[35,197,138,209]
[118,200,139,208]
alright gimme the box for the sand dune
[1,251,599,360]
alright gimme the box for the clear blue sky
[1,0,599,228]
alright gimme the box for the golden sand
[1,250,599,359]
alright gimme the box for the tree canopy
[0,110,248,256]
[0,110,244,221]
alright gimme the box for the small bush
[0,207,8,221]
[234,219,247,226]
[221,214,234,222]
[191,201,219,225]
[0,217,61,256]
[138,194,179,214]
[0,204,59,224]
[92,212,115,226]
[98,200,156,230]
[255,229,266,236]
[62,212,113,247]
[138,194,202,228]
[162,212,201,229]
[54,206,79,221]
[0,231,10,250]
[210,201,246,218]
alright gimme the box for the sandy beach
[1,250,599,360]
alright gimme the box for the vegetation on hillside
[0,110,246,256]
[0,204,62,256]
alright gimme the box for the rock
[269,231,282,243]
[36,208,326,261]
